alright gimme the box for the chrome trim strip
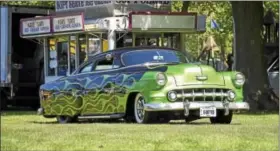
[144,101,250,111]
[37,108,44,115]
[176,92,228,98]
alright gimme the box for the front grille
[173,88,230,102]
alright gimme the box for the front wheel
[134,93,154,124]
[56,116,78,124]
[210,110,233,124]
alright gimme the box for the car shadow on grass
[30,121,58,124]
[234,110,279,115]
[29,119,242,125]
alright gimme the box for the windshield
[121,49,189,66]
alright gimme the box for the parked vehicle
[0,6,53,110]
[38,47,249,124]
[267,56,279,98]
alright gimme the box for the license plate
[200,106,216,117]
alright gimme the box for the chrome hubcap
[136,96,145,120]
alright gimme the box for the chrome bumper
[144,101,250,112]
[37,108,43,115]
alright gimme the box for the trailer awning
[129,12,206,33]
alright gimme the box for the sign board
[52,13,84,32]
[55,1,171,12]
[115,1,170,9]
[84,17,128,31]
[131,13,196,30]
[84,18,109,31]
[56,1,113,11]
[20,17,51,36]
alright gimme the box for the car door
[58,61,95,115]
[81,53,120,115]
[267,57,279,97]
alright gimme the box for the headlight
[227,90,236,100]
[234,72,245,86]
[167,91,177,102]
[156,72,167,86]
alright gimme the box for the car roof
[88,46,179,61]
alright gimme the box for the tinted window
[121,49,188,66]
[95,59,113,71]
[94,58,122,71]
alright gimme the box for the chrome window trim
[267,57,279,73]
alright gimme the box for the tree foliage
[186,2,233,59]
[0,1,55,8]
[172,1,279,60]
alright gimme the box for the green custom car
[38,47,249,124]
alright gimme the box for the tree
[0,1,55,8]
[231,1,278,111]
[182,2,233,59]
[182,1,190,11]
[172,1,190,12]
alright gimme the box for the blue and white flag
[211,19,219,29]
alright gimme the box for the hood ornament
[196,75,208,81]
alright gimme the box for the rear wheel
[56,116,78,124]
[210,110,233,124]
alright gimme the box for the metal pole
[43,38,48,83]
[85,34,89,61]
[54,38,58,76]
[161,33,164,46]
[67,36,71,76]
[132,33,135,47]
[100,33,103,52]
[75,34,79,68]
[108,30,116,50]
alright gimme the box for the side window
[93,54,121,71]
[94,59,114,71]
[79,62,94,73]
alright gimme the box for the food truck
[13,1,207,109]
[0,6,54,110]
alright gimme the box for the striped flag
[211,19,219,29]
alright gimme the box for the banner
[56,1,112,11]
[55,1,170,11]
[52,14,84,32]
[20,17,51,36]
[115,1,170,5]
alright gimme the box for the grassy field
[1,111,278,151]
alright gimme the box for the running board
[78,113,125,119]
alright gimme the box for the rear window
[121,49,188,66]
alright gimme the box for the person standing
[227,53,233,71]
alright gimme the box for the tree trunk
[231,2,278,111]
[182,1,190,11]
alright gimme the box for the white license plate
[200,106,216,117]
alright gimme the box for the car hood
[166,63,225,86]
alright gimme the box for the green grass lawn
[1,111,278,151]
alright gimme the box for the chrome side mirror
[105,53,113,61]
